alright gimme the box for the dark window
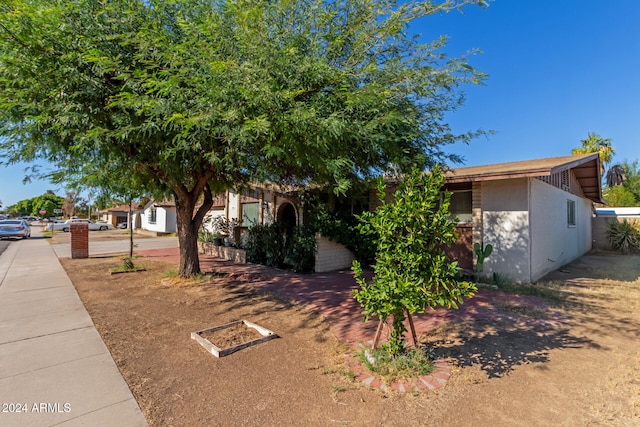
[450,191,472,223]
[567,200,576,227]
[149,208,157,224]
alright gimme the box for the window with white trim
[149,208,157,224]
[567,200,576,227]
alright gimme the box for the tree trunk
[128,200,134,259]
[174,183,214,278]
[176,198,201,278]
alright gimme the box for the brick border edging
[343,354,451,393]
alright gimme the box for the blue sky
[1,0,639,208]
[422,0,640,167]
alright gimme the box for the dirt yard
[59,251,640,426]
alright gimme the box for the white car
[0,219,31,239]
[47,219,114,232]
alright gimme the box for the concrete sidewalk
[0,235,147,427]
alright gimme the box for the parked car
[47,219,114,232]
[116,222,129,229]
[0,219,31,239]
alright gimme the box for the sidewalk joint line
[0,325,94,346]
[49,397,141,426]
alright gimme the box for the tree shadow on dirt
[213,280,338,344]
[422,320,600,379]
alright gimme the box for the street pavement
[51,235,178,258]
[0,229,148,426]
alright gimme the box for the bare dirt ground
[59,250,640,426]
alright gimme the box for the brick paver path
[139,248,565,346]
[139,248,566,393]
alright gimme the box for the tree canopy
[571,132,615,168]
[5,192,63,217]
[0,0,488,276]
[603,160,640,207]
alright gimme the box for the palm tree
[606,164,627,187]
[572,132,615,168]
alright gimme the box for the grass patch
[110,265,146,274]
[489,273,562,300]
[359,347,433,383]
[161,269,179,279]
[110,257,146,274]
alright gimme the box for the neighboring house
[440,153,603,283]
[98,203,144,228]
[141,199,177,234]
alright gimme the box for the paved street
[51,235,178,258]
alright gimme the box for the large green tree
[0,0,487,277]
[7,191,63,217]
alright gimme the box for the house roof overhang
[106,203,144,212]
[444,153,604,203]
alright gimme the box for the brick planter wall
[70,222,89,259]
[315,234,355,273]
[198,242,246,264]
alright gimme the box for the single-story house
[440,153,603,283]
[140,199,177,234]
[179,153,605,280]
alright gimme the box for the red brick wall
[70,222,89,259]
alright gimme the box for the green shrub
[352,168,476,356]
[245,222,316,272]
[285,226,316,273]
[607,219,640,254]
[197,229,216,243]
[246,222,286,267]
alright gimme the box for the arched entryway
[277,202,297,230]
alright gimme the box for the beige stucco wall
[224,190,295,226]
[529,178,592,282]
[593,215,640,250]
[593,216,613,250]
[480,179,531,283]
[479,177,594,283]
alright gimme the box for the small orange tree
[352,167,476,356]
